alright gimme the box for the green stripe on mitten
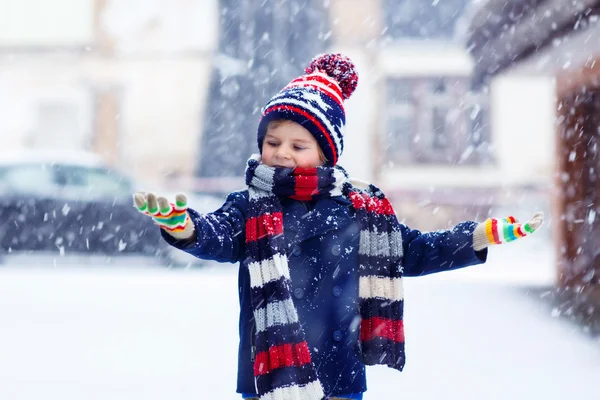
[473,212,543,251]
[133,192,195,240]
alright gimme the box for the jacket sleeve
[400,221,488,277]
[160,191,248,263]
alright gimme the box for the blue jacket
[161,190,487,398]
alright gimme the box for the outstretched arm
[134,191,248,263]
[401,213,543,277]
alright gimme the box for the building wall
[0,0,218,187]
[489,75,556,186]
[483,9,600,189]
[328,0,518,229]
[0,0,557,204]
[490,18,600,302]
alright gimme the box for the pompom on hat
[256,53,359,166]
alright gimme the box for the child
[133,53,543,400]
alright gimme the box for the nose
[275,147,292,160]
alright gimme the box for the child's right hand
[132,192,195,240]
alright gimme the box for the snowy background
[1,241,599,400]
[1,0,600,399]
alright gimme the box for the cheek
[297,150,323,167]
[261,146,275,162]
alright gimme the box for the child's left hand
[473,212,544,251]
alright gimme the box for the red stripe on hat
[284,74,344,108]
[360,317,405,343]
[264,105,338,165]
[308,73,343,94]
[289,73,344,95]
[245,212,284,243]
[253,341,312,376]
[285,83,345,109]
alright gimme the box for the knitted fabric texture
[244,155,405,400]
[134,193,193,239]
[257,53,359,167]
[472,213,543,251]
[149,201,189,233]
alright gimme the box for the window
[432,107,448,150]
[383,79,414,162]
[382,0,469,39]
[382,77,492,166]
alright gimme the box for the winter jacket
[161,190,487,398]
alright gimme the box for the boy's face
[261,120,324,169]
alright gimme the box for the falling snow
[0,0,598,399]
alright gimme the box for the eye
[266,141,279,147]
[293,145,306,150]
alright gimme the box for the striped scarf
[245,155,405,400]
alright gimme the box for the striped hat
[257,53,359,166]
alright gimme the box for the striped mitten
[133,192,195,240]
[473,212,544,251]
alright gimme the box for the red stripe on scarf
[348,192,395,215]
[245,212,284,243]
[291,168,319,201]
[263,105,338,165]
[360,317,405,343]
[253,341,312,376]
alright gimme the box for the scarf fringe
[259,381,325,400]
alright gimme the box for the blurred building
[0,0,551,230]
[0,0,218,185]
[330,0,545,230]
[467,0,599,330]
[197,0,330,179]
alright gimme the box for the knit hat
[256,53,359,166]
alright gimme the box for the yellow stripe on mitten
[473,212,543,251]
